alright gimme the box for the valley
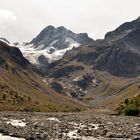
[1,17,140,114]
[0,14,140,140]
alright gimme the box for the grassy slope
[0,68,86,112]
[0,42,86,112]
[0,69,86,112]
[88,71,140,110]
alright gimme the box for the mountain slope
[57,17,140,77]
[18,26,93,73]
[45,17,140,109]
[0,40,86,112]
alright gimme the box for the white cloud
[0,9,17,41]
[0,9,16,23]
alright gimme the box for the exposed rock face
[37,55,49,73]
[123,29,140,51]
[50,81,64,93]
[93,43,140,76]
[63,42,140,77]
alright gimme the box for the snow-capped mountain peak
[18,26,94,73]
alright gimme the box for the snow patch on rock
[17,38,81,64]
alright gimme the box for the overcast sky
[0,0,140,43]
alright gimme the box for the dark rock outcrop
[73,74,95,90]
[50,81,64,93]
[0,41,29,69]
[38,55,49,73]
[48,65,84,78]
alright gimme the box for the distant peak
[44,25,68,32]
[57,26,67,31]
[44,25,55,31]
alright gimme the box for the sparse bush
[123,104,139,116]
[117,96,140,116]
[124,98,129,105]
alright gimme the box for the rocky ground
[0,111,140,140]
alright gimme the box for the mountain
[0,39,85,112]
[18,26,93,73]
[48,17,140,77]
[105,16,140,41]
[45,17,140,109]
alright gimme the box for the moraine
[0,111,139,140]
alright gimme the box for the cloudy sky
[0,0,140,43]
